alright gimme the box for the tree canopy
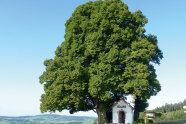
[39,0,163,123]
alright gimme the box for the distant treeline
[153,99,186,113]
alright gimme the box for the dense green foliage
[0,114,96,124]
[39,0,162,122]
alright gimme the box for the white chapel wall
[112,100,133,124]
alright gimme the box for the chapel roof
[112,97,134,110]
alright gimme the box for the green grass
[155,119,186,124]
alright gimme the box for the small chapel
[111,98,134,124]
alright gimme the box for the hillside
[0,114,97,124]
[153,99,186,113]
[139,100,186,122]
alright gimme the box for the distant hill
[0,114,97,124]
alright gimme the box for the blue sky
[0,0,186,117]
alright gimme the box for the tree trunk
[133,95,148,121]
[97,109,107,124]
[134,109,139,121]
[133,95,140,121]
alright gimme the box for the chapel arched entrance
[118,111,125,123]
